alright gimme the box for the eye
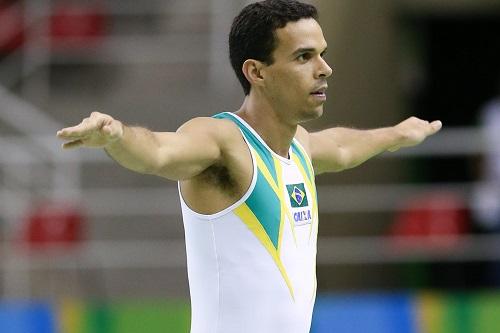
[320,50,327,58]
[297,53,311,62]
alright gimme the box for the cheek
[280,71,306,92]
[268,67,308,100]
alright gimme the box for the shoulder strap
[213,112,279,184]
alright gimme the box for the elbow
[314,148,352,174]
[335,147,355,171]
[131,161,162,176]
[334,149,366,172]
[133,149,174,177]
[148,153,176,178]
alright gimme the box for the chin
[298,107,323,123]
[310,106,324,119]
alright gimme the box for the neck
[235,92,297,159]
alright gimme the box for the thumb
[102,124,113,136]
[102,121,123,141]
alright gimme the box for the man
[473,75,500,232]
[57,1,442,332]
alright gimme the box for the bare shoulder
[178,116,252,214]
[176,117,246,151]
[294,125,312,157]
[177,116,239,136]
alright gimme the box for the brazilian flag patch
[286,183,308,208]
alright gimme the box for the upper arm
[152,117,233,180]
[294,126,348,174]
[308,128,347,174]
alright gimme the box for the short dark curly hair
[229,0,318,95]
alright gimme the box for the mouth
[310,86,328,99]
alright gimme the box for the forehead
[273,18,327,56]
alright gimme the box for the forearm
[311,117,441,174]
[105,124,166,175]
[333,126,401,165]
[313,126,401,172]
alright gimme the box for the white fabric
[179,123,318,333]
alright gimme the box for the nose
[316,57,333,79]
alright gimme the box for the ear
[242,59,265,89]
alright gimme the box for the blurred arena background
[1,0,500,332]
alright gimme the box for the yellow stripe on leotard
[234,203,295,300]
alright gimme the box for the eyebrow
[291,46,328,57]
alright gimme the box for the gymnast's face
[261,18,332,123]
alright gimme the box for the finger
[57,127,82,139]
[57,124,89,138]
[429,120,442,134]
[57,121,98,139]
[62,139,84,149]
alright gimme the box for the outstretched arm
[309,117,442,174]
[56,112,223,180]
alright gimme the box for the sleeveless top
[179,112,319,333]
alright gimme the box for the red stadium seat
[50,3,108,49]
[390,191,469,249]
[22,201,85,250]
[0,3,25,52]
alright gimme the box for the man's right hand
[57,111,124,149]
